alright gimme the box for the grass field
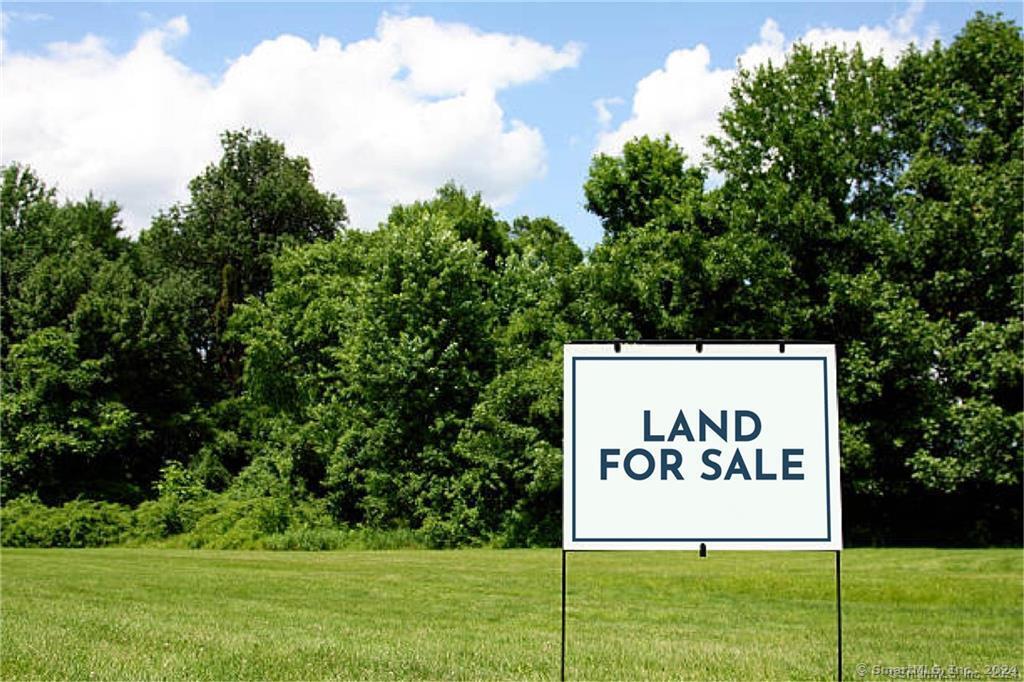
[1,548,1021,680]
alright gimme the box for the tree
[887,15,1023,539]
[579,136,802,342]
[1,168,126,350]
[233,206,498,541]
[1,328,147,503]
[450,216,582,545]
[584,135,707,239]
[573,15,1021,543]
[386,182,510,268]
[697,14,1022,541]
[141,129,347,394]
[0,14,1018,547]
[1,164,59,348]
[0,167,206,502]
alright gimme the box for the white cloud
[594,43,735,161]
[800,0,932,65]
[736,18,786,70]
[1,14,581,233]
[894,0,925,35]
[595,3,930,160]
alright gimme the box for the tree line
[2,14,1020,548]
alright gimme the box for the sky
[2,2,1020,247]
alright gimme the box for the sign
[563,343,842,551]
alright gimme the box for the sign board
[563,343,842,551]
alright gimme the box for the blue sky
[3,2,1020,247]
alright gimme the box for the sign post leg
[836,550,842,681]
[561,549,567,681]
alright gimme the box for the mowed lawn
[1,548,1021,680]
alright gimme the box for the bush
[1,493,427,551]
[124,496,221,544]
[163,495,339,549]
[1,495,132,547]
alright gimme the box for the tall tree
[584,134,708,239]
[0,169,157,502]
[141,129,347,395]
[232,204,497,540]
[386,182,510,269]
[451,215,582,545]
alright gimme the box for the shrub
[165,495,339,549]
[1,493,427,550]
[1,495,131,547]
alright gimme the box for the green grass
[1,548,1021,680]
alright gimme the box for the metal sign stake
[561,549,567,682]
[836,549,843,681]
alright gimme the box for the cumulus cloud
[1,14,581,233]
[595,2,932,159]
[800,1,934,63]
[594,43,735,161]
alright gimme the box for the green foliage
[0,14,1019,548]
[0,496,132,547]
[0,176,200,502]
[452,357,564,546]
[584,135,707,239]
[388,182,510,268]
[234,195,499,536]
[260,527,425,551]
[570,15,1020,542]
[708,15,1019,539]
[144,129,347,303]
[1,328,147,502]
[140,129,347,396]
[0,463,417,550]
[1,129,345,506]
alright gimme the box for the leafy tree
[704,14,1019,541]
[141,129,347,394]
[1,164,58,349]
[225,232,373,499]
[450,216,581,545]
[1,168,126,349]
[0,163,56,234]
[1,328,147,502]
[387,182,510,268]
[0,169,150,502]
[71,253,208,470]
[584,135,708,239]
[578,136,801,341]
[570,15,1020,543]
[233,206,497,541]
[886,15,1023,539]
[494,216,582,364]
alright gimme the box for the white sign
[563,343,842,551]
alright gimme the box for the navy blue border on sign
[571,356,831,543]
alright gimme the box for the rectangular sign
[563,343,842,551]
